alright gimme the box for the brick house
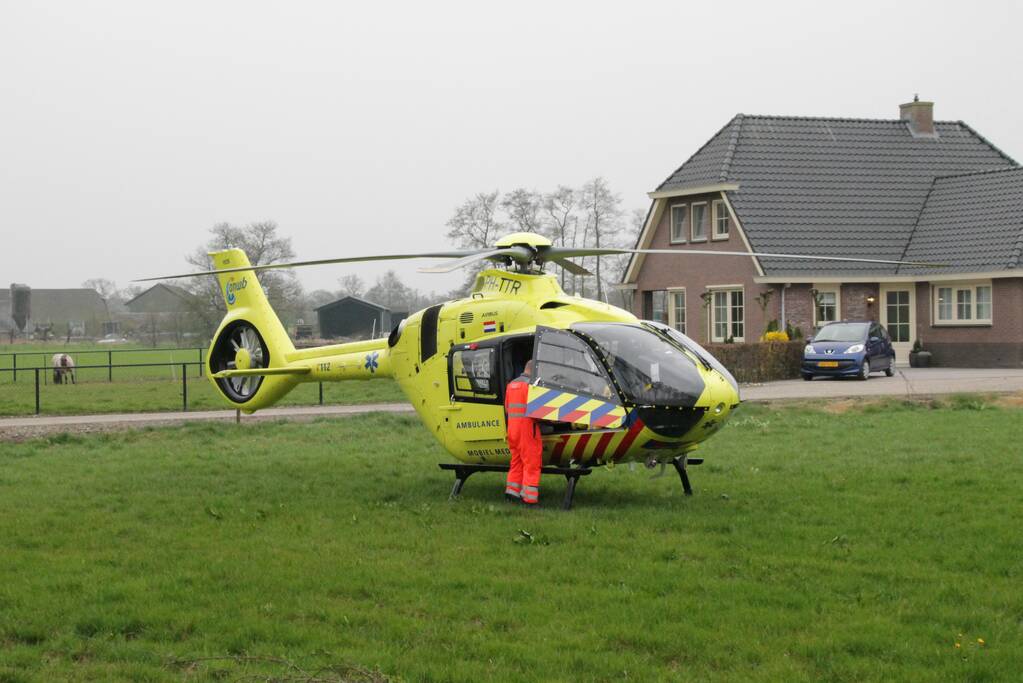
[620,99,1023,367]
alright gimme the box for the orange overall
[505,374,543,504]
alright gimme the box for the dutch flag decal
[483,320,497,333]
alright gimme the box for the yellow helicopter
[144,231,929,506]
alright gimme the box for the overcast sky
[2,0,1020,296]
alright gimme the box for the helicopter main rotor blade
[544,247,948,268]
[134,249,485,282]
[416,246,535,273]
[549,257,593,276]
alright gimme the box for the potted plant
[908,339,932,368]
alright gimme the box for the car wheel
[884,365,894,377]
[802,374,813,381]
[859,359,870,381]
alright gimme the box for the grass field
[0,344,207,379]
[0,343,408,416]
[0,376,407,416]
[1,398,1021,681]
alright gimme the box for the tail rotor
[209,320,270,402]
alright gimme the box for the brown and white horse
[52,353,76,384]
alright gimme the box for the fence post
[108,350,113,382]
[182,363,188,412]
[319,382,324,405]
[12,353,16,383]
[34,368,40,415]
[198,347,204,377]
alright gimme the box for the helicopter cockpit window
[450,347,498,401]
[574,323,704,407]
[533,327,616,400]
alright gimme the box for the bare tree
[541,186,579,290]
[364,270,415,310]
[184,221,304,337]
[446,191,504,249]
[579,177,624,301]
[501,188,543,234]
[630,207,648,235]
[337,274,366,299]
[82,278,119,300]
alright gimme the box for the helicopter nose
[707,369,740,419]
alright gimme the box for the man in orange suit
[504,360,543,505]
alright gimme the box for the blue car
[801,321,896,381]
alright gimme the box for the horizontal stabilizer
[211,367,312,379]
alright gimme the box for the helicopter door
[526,326,626,430]
[446,341,506,443]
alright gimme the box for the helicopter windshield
[572,323,704,407]
[642,320,739,395]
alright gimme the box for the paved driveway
[741,367,1023,402]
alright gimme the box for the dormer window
[712,200,730,240]
[670,205,688,243]
[690,203,708,241]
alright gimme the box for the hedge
[703,340,805,384]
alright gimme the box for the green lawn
[1,399,1021,681]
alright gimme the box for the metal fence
[0,346,206,383]
[0,360,329,416]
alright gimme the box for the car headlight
[804,344,816,355]
[844,344,865,354]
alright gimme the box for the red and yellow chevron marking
[542,416,659,466]
[525,385,626,430]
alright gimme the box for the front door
[879,284,915,365]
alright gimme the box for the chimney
[900,94,935,137]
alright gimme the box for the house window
[933,283,992,325]
[646,289,668,324]
[669,289,686,334]
[813,287,839,327]
[936,287,953,321]
[670,205,687,243]
[710,288,744,342]
[976,286,992,320]
[712,200,730,239]
[691,203,708,241]
[956,290,972,320]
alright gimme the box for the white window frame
[669,205,688,244]
[932,281,992,325]
[649,289,668,325]
[812,284,841,327]
[668,287,686,334]
[712,199,730,241]
[690,202,708,242]
[708,285,744,343]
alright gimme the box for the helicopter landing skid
[671,455,704,496]
[438,463,593,510]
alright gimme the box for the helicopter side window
[450,347,498,402]
[533,327,616,401]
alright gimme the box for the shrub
[704,340,804,383]
[761,330,789,342]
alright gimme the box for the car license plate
[818,361,839,368]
